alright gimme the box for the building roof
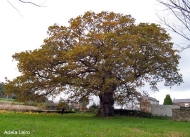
[141,96,159,102]
[173,99,190,103]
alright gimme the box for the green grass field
[0,111,190,137]
[0,98,15,103]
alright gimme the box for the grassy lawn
[0,98,24,106]
[0,98,14,103]
[0,111,190,137]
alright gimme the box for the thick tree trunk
[98,92,114,117]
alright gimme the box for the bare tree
[18,0,46,7]
[157,0,190,51]
[7,0,46,17]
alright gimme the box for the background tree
[4,11,183,117]
[89,103,99,113]
[139,97,151,112]
[0,83,3,92]
[57,100,69,110]
[157,0,190,50]
[0,83,5,97]
[163,94,173,105]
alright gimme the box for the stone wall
[172,108,190,121]
[151,105,180,117]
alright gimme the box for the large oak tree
[4,11,182,116]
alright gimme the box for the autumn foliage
[4,11,182,116]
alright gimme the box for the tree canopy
[163,94,173,105]
[4,11,183,116]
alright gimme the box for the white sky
[0,0,189,104]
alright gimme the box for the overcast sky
[0,0,189,104]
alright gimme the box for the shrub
[163,94,173,105]
[88,103,99,113]
[57,101,69,110]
